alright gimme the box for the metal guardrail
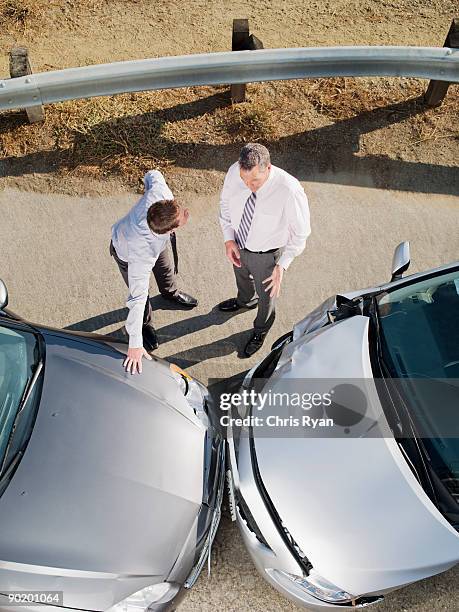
[425,18,459,106]
[0,46,458,112]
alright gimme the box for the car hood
[0,332,206,610]
[253,316,459,596]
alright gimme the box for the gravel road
[1,179,458,611]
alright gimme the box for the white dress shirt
[111,170,172,349]
[219,163,311,270]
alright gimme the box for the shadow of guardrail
[1,91,458,195]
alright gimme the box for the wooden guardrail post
[424,18,458,107]
[230,19,264,103]
[9,47,45,122]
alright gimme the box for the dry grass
[0,78,458,184]
[0,0,51,29]
[306,78,409,119]
[0,3,457,187]
[216,104,276,141]
[411,99,459,145]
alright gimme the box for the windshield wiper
[0,451,23,490]
[18,360,43,411]
[0,360,43,476]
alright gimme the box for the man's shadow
[164,328,252,368]
[66,298,241,341]
[65,298,256,365]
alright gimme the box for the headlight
[170,363,191,395]
[170,364,208,424]
[107,582,178,611]
[270,569,354,604]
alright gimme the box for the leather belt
[243,247,280,254]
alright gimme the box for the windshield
[375,268,459,517]
[0,324,42,488]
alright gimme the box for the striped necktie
[235,192,257,249]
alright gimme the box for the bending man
[111,170,197,374]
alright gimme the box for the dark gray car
[0,280,225,612]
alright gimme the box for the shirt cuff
[277,254,292,271]
[223,227,236,242]
[143,170,162,191]
[128,333,144,349]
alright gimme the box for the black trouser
[110,240,178,326]
[234,247,281,332]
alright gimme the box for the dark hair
[239,143,270,171]
[147,199,180,234]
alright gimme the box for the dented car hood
[253,316,459,596]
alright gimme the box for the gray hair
[238,143,270,171]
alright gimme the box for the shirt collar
[236,163,276,196]
[256,164,275,195]
[150,229,169,239]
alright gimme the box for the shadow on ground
[2,92,458,194]
[165,329,253,368]
[65,297,256,366]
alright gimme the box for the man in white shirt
[218,143,311,357]
[111,170,197,374]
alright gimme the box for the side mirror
[0,279,8,310]
[391,241,410,282]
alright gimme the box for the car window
[377,269,459,379]
[0,325,39,470]
[376,269,459,515]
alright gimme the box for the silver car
[226,242,459,610]
[0,279,225,612]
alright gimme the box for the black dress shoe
[244,330,268,357]
[163,291,198,308]
[218,297,258,312]
[142,324,159,352]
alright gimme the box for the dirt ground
[1,0,458,68]
[0,0,458,196]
